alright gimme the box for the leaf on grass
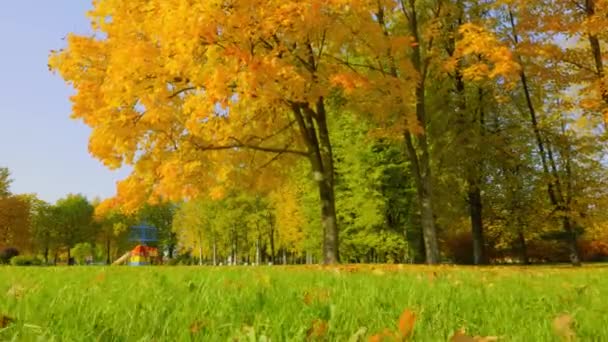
[368,328,397,342]
[397,309,416,339]
[553,314,575,341]
[0,315,14,328]
[189,320,203,334]
[307,319,328,340]
[450,328,498,342]
[6,285,25,299]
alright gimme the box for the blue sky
[0,1,129,204]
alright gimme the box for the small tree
[71,242,93,265]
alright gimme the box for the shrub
[0,247,19,264]
[10,255,43,266]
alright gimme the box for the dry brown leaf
[450,328,498,342]
[397,309,416,339]
[6,284,25,299]
[307,319,329,340]
[189,320,207,334]
[553,314,576,341]
[0,315,14,328]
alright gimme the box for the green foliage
[70,242,93,265]
[9,255,42,266]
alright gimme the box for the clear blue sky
[0,1,129,204]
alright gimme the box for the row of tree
[0,167,179,264]
[41,0,608,265]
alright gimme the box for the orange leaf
[450,328,498,342]
[553,314,576,341]
[307,319,329,340]
[368,328,397,342]
[397,309,416,339]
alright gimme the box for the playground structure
[112,222,161,266]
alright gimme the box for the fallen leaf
[450,328,498,342]
[397,309,416,339]
[553,314,575,341]
[368,328,397,342]
[189,320,207,334]
[0,315,14,328]
[6,285,25,299]
[307,319,328,340]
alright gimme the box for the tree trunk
[106,237,111,265]
[269,226,275,264]
[255,237,261,265]
[400,0,440,264]
[282,249,287,265]
[508,8,581,266]
[43,247,49,264]
[291,98,339,265]
[469,184,485,264]
[517,230,530,265]
[212,238,217,266]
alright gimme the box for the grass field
[1,264,607,341]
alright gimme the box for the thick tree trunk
[291,99,339,264]
[316,170,339,264]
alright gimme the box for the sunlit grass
[1,264,607,341]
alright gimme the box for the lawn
[0,264,607,341]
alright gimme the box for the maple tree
[48,0,386,264]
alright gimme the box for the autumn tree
[47,0,401,264]
[0,195,32,252]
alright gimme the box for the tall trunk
[255,236,261,265]
[43,246,49,264]
[468,185,485,264]
[508,8,581,266]
[269,225,275,264]
[291,99,339,264]
[67,246,72,266]
[198,233,203,266]
[282,248,287,265]
[585,0,608,128]
[212,237,217,266]
[106,237,111,265]
[451,40,487,265]
[401,0,440,264]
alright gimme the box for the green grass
[1,264,607,341]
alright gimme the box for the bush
[0,247,19,264]
[10,255,43,266]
